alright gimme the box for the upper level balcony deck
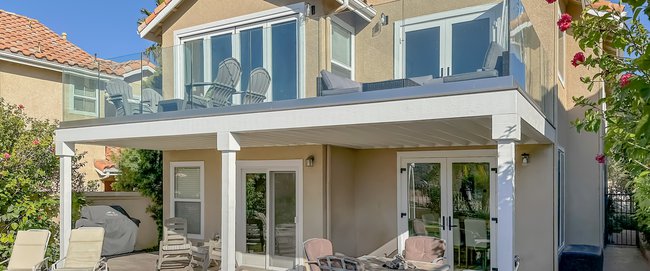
[59,0,554,130]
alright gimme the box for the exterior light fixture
[381,13,389,26]
[521,153,530,165]
[305,155,315,167]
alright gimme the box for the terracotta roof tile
[0,9,118,74]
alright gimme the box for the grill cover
[75,205,139,256]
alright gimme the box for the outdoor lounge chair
[52,227,107,271]
[240,67,270,104]
[442,41,504,83]
[403,236,448,267]
[187,58,241,108]
[0,229,50,271]
[304,238,360,271]
[142,88,163,113]
[318,70,362,96]
[157,217,192,270]
[106,79,139,116]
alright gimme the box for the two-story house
[54,0,610,270]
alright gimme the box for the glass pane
[270,171,296,268]
[175,202,201,235]
[184,39,205,95]
[246,173,267,255]
[73,97,95,113]
[331,63,352,79]
[240,27,264,93]
[271,21,297,101]
[452,163,490,271]
[451,18,490,74]
[406,27,440,78]
[211,34,233,81]
[331,22,351,66]
[174,167,201,199]
[407,163,442,239]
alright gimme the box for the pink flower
[17,104,24,110]
[571,52,585,67]
[557,13,572,32]
[595,154,606,164]
[2,153,10,160]
[546,0,556,3]
[32,139,40,145]
[620,73,633,88]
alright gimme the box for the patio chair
[142,88,163,113]
[318,70,362,96]
[443,42,504,83]
[402,236,446,264]
[106,79,139,116]
[157,217,192,270]
[304,238,360,271]
[0,229,50,271]
[52,227,107,271]
[240,67,270,104]
[187,58,241,108]
[413,219,428,236]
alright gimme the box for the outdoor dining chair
[0,229,50,271]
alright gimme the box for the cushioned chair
[402,236,446,264]
[318,70,362,96]
[443,42,504,83]
[304,238,360,271]
[0,229,50,271]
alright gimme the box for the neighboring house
[54,0,613,271]
[0,10,121,190]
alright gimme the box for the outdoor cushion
[409,75,435,85]
[403,236,446,263]
[320,70,362,92]
[162,243,192,251]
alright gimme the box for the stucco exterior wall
[162,145,326,243]
[0,60,106,188]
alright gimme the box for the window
[66,74,98,116]
[180,18,300,102]
[557,5,565,85]
[170,162,204,239]
[330,17,354,79]
[558,148,566,249]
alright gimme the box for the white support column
[217,132,240,271]
[492,114,520,271]
[55,141,75,259]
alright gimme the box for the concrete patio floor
[107,252,266,271]
[604,246,650,271]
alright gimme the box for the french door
[399,156,497,271]
[395,3,502,79]
[236,161,302,270]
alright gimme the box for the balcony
[61,0,554,127]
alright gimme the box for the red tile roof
[0,9,118,74]
[138,0,174,34]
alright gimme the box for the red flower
[620,73,633,88]
[33,139,40,145]
[2,153,10,160]
[17,104,24,110]
[557,13,572,32]
[595,154,606,164]
[571,52,585,67]
[546,0,556,3]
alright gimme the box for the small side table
[158,99,186,112]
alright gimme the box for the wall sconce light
[380,13,389,26]
[305,155,315,167]
[306,3,316,16]
[521,153,530,166]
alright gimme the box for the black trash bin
[559,245,603,271]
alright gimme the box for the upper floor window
[180,17,300,102]
[330,17,354,79]
[65,74,98,116]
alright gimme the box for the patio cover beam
[55,141,75,259]
[217,132,240,271]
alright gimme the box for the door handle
[447,67,450,76]
[448,216,458,230]
[401,212,407,218]
[441,216,446,231]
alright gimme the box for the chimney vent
[62,32,67,40]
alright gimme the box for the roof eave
[138,0,184,40]
[335,0,377,22]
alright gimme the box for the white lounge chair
[52,227,107,271]
[157,217,192,270]
[0,229,50,271]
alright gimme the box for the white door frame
[236,160,304,270]
[397,150,497,270]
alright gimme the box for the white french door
[398,155,497,271]
[236,160,303,271]
[395,3,502,79]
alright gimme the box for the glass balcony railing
[62,0,554,125]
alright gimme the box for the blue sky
[0,0,156,59]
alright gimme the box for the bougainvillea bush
[564,0,650,233]
[0,98,89,264]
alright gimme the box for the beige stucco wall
[85,192,159,250]
[0,60,107,188]
[162,145,326,243]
